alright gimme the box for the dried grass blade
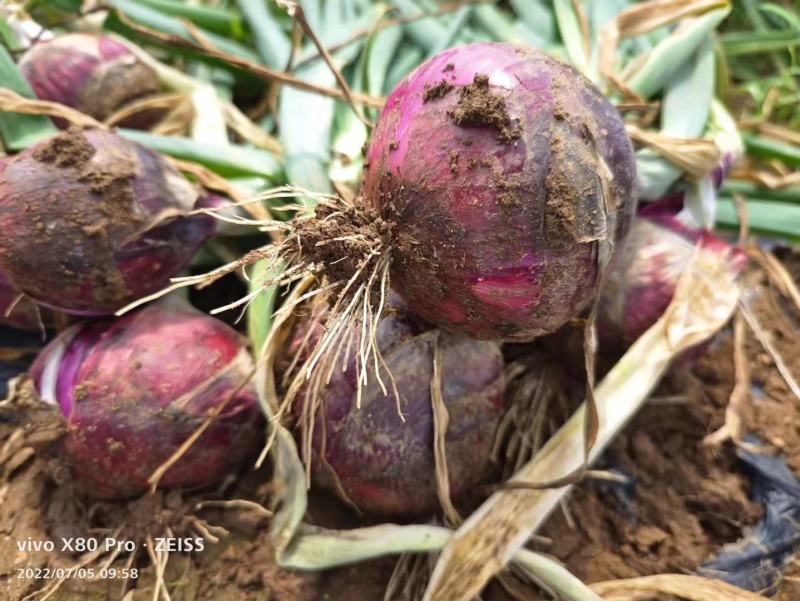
[749,246,800,314]
[278,522,602,600]
[739,299,800,401]
[590,574,769,601]
[0,88,105,130]
[598,0,729,96]
[430,332,461,526]
[114,10,384,108]
[627,124,721,178]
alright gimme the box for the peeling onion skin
[598,212,747,349]
[0,271,41,330]
[363,43,637,341]
[292,305,506,517]
[30,302,261,499]
[19,33,159,122]
[0,130,216,315]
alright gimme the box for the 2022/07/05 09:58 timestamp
[16,567,139,580]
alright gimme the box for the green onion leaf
[118,130,283,180]
[0,45,57,151]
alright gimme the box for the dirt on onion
[0,129,215,315]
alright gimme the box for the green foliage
[0,44,56,151]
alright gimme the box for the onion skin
[292,305,506,517]
[599,212,747,349]
[30,302,260,499]
[19,33,159,122]
[363,43,637,341]
[0,130,215,315]
[0,270,41,330]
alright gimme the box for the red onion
[19,33,158,121]
[362,43,637,341]
[599,212,747,348]
[0,130,216,315]
[291,303,505,516]
[30,301,260,499]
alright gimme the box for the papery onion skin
[291,304,506,517]
[0,270,42,330]
[30,302,260,499]
[598,211,747,348]
[362,42,637,342]
[0,130,215,315]
[19,33,159,122]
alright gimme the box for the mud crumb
[497,192,518,207]
[389,141,398,151]
[423,80,453,102]
[448,149,459,174]
[106,438,124,454]
[81,219,109,237]
[467,158,477,169]
[74,383,89,402]
[32,130,95,169]
[443,63,455,72]
[449,74,521,144]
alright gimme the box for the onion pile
[19,33,159,122]
[291,303,505,516]
[362,42,637,341]
[0,129,215,315]
[268,43,640,516]
[30,301,261,499]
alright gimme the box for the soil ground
[2,265,799,601]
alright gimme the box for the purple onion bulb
[19,33,159,122]
[291,303,506,516]
[0,130,216,315]
[30,301,261,499]
[362,42,637,341]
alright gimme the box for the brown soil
[536,281,800,597]
[422,80,453,103]
[0,378,322,601]
[32,130,95,168]
[449,74,520,144]
[292,200,391,288]
[448,149,459,174]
